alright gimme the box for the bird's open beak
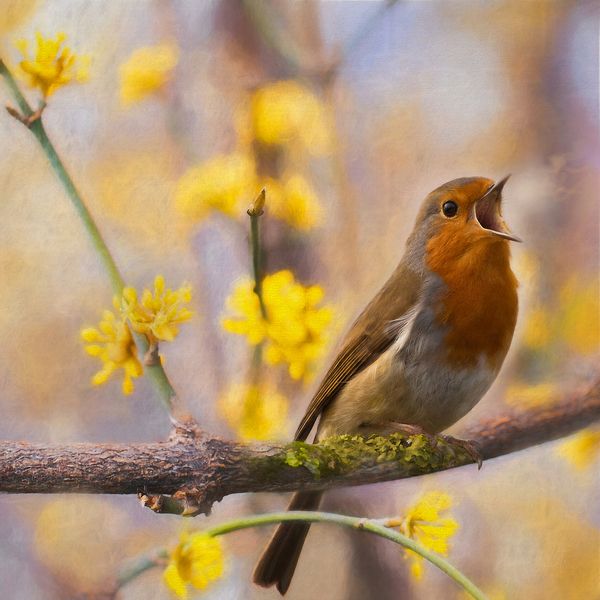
[471,174,522,242]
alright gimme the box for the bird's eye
[442,201,458,217]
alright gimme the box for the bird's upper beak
[470,174,522,242]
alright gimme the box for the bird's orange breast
[425,227,518,371]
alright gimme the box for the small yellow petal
[81,328,101,342]
[153,324,177,342]
[102,310,115,322]
[164,562,187,597]
[85,345,104,356]
[122,374,134,395]
[123,287,137,303]
[155,275,165,295]
[92,362,115,385]
[411,560,423,579]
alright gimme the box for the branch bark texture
[1,375,598,514]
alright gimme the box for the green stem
[134,333,175,412]
[117,549,168,587]
[118,511,488,600]
[0,60,125,294]
[0,59,175,413]
[208,512,487,600]
[248,191,267,319]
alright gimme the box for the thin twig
[0,59,177,413]
[248,188,268,319]
[116,511,487,599]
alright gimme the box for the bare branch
[1,375,598,515]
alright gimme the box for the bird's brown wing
[294,263,422,441]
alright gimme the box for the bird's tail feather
[252,490,324,596]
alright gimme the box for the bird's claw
[439,435,483,469]
[421,432,445,459]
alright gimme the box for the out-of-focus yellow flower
[175,153,257,220]
[557,428,600,471]
[522,304,552,350]
[164,532,224,597]
[222,270,333,381]
[557,276,599,355]
[265,175,322,230]
[119,43,179,105]
[219,383,289,441]
[252,80,333,155]
[34,497,129,588]
[222,279,266,345]
[504,382,556,410]
[399,491,459,579]
[14,31,88,97]
[118,276,193,343]
[81,311,143,394]
[522,276,599,355]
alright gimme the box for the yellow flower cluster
[399,491,459,579]
[164,532,224,597]
[174,80,330,229]
[522,275,599,354]
[175,154,322,229]
[81,310,143,395]
[252,80,333,155]
[118,276,193,344]
[175,153,256,220]
[219,383,289,441]
[119,43,179,105]
[222,270,333,381]
[82,277,192,394]
[557,276,599,354]
[263,174,322,230]
[14,31,88,97]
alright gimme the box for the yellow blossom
[265,175,323,230]
[222,270,333,381]
[252,80,333,155]
[557,276,599,355]
[81,311,143,394]
[522,276,599,355]
[399,491,459,579]
[522,304,552,350]
[14,31,88,97]
[120,43,179,105]
[557,428,600,471]
[164,532,224,597]
[118,276,193,343]
[175,153,258,220]
[219,383,289,441]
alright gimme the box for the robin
[253,175,520,595]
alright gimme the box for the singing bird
[253,176,520,595]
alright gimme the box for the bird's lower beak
[471,174,522,243]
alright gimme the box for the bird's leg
[367,421,444,458]
[437,434,483,469]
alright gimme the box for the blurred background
[0,0,598,598]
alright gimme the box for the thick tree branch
[1,375,598,515]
